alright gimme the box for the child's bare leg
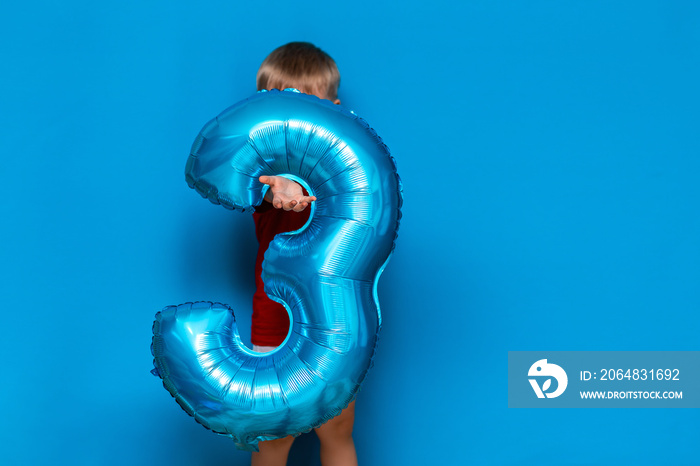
[314,400,357,466]
[251,435,295,466]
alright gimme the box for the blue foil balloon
[151,89,403,451]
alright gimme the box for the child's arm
[259,175,316,212]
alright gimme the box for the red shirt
[251,202,310,346]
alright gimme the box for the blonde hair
[256,42,340,100]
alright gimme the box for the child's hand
[259,175,317,212]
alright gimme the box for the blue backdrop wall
[1,1,698,465]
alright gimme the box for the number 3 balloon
[151,89,403,451]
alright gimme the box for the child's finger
[259,175,275,186]
[282,200,296,211]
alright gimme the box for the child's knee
[315,412,355,441]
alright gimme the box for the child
[250,42,358,466]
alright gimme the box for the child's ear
[333,98,341,105]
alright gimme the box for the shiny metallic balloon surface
[151,89,402,451]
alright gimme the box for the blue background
[1,1,698,464]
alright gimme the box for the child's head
[257,42,341,104]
